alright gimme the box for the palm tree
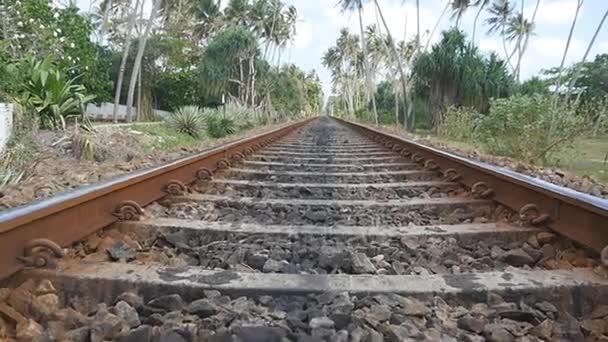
[553,0,583,103]
[425,0,450,51]
[372,0,413,130]
[112,0,140,122]
[450,0,471,28]
[485,0,515,71]
[339,0,379,124]
[471,0,490,43]
[505,13,534,81]
[566,6,608,103]
[125,0,161,121]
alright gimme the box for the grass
[380,124,608,184]
[125,123,204,152]
[555,135,608,183]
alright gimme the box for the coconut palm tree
[505,13,534,81]
[112,0,140,122]
[450,0,471,28]
[553,0,583,102]
[425,0,450,51]
[471,0,490,43]
[372,0,413,130]
[125,0,161,121]
[339,0,379,124]
[485,0,514,70]
[566,6,608,103]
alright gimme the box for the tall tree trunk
[126,0,160,122]
[250,55,256,107]
[553,0,583,103]
[358,4,378,124]
[514,0,540,81]
[472,3,484,43]
[264,1,279,60]
[374,0,411,131]
[425,1,450,51]
[99,0,112,44]
[137,67,142,120]
[112,0,139,123]
[566,7,608,103]
[394,90,399,125]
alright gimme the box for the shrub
[167,106,205,138]
[475,94,588,163]
[438,106,478,141]
[206,115,235,138]
[13,56,95,130]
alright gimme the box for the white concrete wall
[0,103,14,153]
[85,103,171,121]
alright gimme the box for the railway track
[1,117,608,341]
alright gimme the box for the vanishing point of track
[1,116,608,341]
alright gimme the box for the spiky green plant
[206,115,235,138]
[168,105,205,138]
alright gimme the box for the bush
[475,94,588,163]
[439,106,478,141]
[167,106,205,138]
[206,115,235,138]
[13,56,94,130]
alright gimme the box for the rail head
[335,117,608,254]
[0,118,315,280]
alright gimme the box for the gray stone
[534,302,557,313]
[114,301,141,328]
[531,319,553,340]
[487,293,505,306]
[335,330,349,342]
[157,329,188,342]
[399,297,431,317]
[262,259,288,273]
[351,253,377,274]
[118,325,153,342]
[383,324,412,342]
[107,240,136,262]
[204,290,222,299]
[62,327,90,342]
[540,244,555,259]
[309,316,334,329]
[90,305,126,342]
[247,251,269,270]
[148,294,185,312]
[117,292,144,309]
[364,329,384,342]
[589,305,608,319]
[365,305,392,324]
[521,244,542,263]
[458,315,488,333]
[235,326,286,342]
[484,325,514,342]
[188,299,218,319]
[144,313,164,326]
[499,249,535,266]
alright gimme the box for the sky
[75,0,608,97]
[282,0,608,97]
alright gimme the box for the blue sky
[74,0,608,96]
[282,0,608,96]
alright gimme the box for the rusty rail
[0,118,313,280]
[336,117,608,255]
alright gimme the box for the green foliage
[439,106,478,142]
[200,26,258,98]
[414,29,514,125]
[206,115,236,138]
[127,123,200,152]
[475,94,588,163]
[517,77,550,96]
[0,0,112,102]
[168,106,205,138]
[14,56,94,130]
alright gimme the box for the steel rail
[336,117,608,255]
[0,118,313,280]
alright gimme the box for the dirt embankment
[0,122,286,211]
